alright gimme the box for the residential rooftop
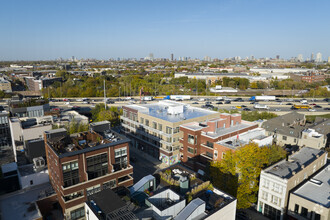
[217,128,272,149]
[264,147,325,179]
[292,164,330,208]
[182,119,257,139]
[125,100,218,123]
[45,124,129,157]
[18,163,47,176]
[261,112,306,137]
[86,188,138,220]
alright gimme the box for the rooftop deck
[46,128,129,157]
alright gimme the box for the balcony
[201,152,213,160]
[201,143,214,149]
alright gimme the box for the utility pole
[104,80,106,110]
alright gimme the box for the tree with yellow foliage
[210,143,286,209]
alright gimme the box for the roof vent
[310,178,322,185]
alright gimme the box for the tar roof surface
[88,188,126,214]
[292,164,330,208]
[265,147,325,179]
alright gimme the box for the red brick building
[290,72,328,83]
[44,121,133,219]
[179,113,259,172]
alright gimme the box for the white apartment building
[257,147,327,220]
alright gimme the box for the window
[188,134,195,145]
[103,180,116,189]
[271,195,281,206]
[206,141,213,148]
[294,138,297,143]
[63,191,84,202]
[173,127,180,133]
[158,123,162,131]
[273,183,282,193]
[87,184,101,196]
[282,136,287,140]
[314,213,321,220]
[206,151,213,158]
[145,119,149,126]
[222,152,225,159]
[166,126,172,134]
[114,148,128,171]
[301,207,308,217]
[262,191,268,200]
[62,161,80,187]
[152,122,157,129]
[187,147,194,154]
[70,207,85,220]
[294,204,299,213]
[115,148,127,158]
[140,117,144,124]
[263,179,270,188]
[86,153,108,180]
[30,180,33,185]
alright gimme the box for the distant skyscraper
[171,53,174,61]
[328,56,330,63]
[149,53,154,60]
[316,52,322,63]
[297,54,303,62]
[311,53,314,62]
[203,56,211,62]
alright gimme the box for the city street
[129,147,163,184]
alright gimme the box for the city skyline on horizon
[1,0,330,61]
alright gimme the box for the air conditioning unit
[33,157,45,172]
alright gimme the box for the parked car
[225,100,231,104]
[241,105,247,107]
[275,108,281,111]
[314,105,322,108]
[286,103,292,105]
[216,102,223,104]
[309,108,316,112]
[231,106,237,110]
[243,108,251,111]
[192,102,199,104]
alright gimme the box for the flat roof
[292,164,330,208]
[204,122,255,139]
[18,164,47,176]
[217,128,269,149]
[1,162,17,173]
[45,128,66,134]
[126,100,218,123]
[46,129,130,158]
[265,147,325,179]
[88,188,126,214]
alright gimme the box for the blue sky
[0,0,329,60]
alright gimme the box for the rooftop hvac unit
[33,157,45,172]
